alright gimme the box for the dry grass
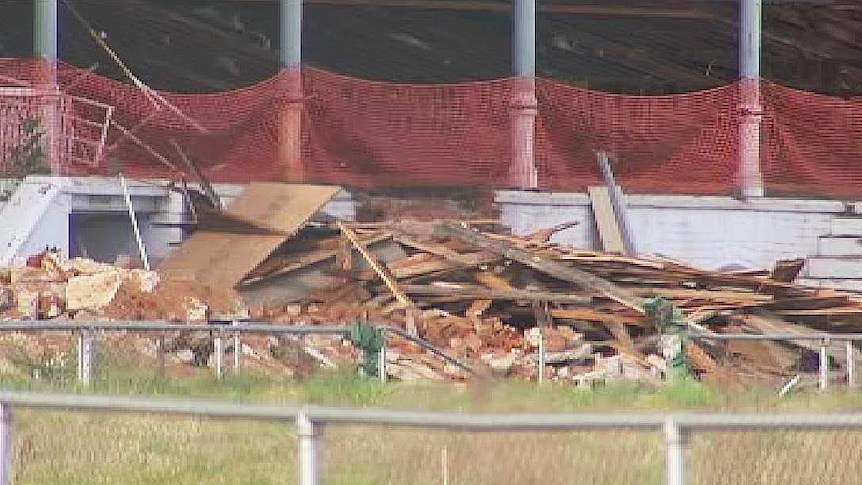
[4,342,862,484]
[11,412,862,484]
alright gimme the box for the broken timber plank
[550,308,644,325]
[729,314,847,368]
[338,221,419,336]
[242,233,393,285]
[588,186,627,254]
[392,235,479,265]
[158,183,341,289]
[442,223,644,313]
[403,284,591,304]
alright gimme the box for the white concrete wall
[2,177,357,266]
[0,178,68,264]
[497,191,849,271]
[18,191,70,260]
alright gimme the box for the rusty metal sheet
[158,183,341,288]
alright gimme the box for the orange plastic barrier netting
[2,58,862,197]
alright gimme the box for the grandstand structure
[1,0,862,288]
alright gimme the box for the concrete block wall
[497,191,848,272]
[800,215,862,291]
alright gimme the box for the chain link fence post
[214,329,224,381]
[77,329,94,386]
[232,321,240,376]
[298,410,319,485]
[664,419,687,485]
[0,403,11,485]
[820,337,830,391]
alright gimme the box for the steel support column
[739,0,764,198]
[511,0,538,189]
[280,0,304,182]
[34,0,60,176]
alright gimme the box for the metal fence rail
[1,391,862,485]
[0,319,472,384]
[0,320,858,389]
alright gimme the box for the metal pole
[119,173,151,271]
[379,330,387,384]
[0,403,11,485]
[819,338,829,391]
[78,330,93,386]
[34,0,58,61]
[233,321,240,376]
[82,330,93,386]
[280,0,304,182]
[157,336,165,378]
[298,410,319,485]
[664,419,687,485]
[34,0,59,176]
[848,341,855,387]
[76,331,83,381]
[214,331,224,381]
[538,327,545,385]
[739,0,764,198]
[510,0,538,189]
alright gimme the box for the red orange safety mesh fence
[1,58,861,197]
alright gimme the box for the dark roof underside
[0,0,860,95]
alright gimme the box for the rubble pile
[4,217,862,387]
[239,219,862,385]
[0,251,246,322]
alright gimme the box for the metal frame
[688,332,861,389]
[0,321,858,388]
[1,391,862,485]
[0,320,471,383]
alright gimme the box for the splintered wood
[238,219,862,386]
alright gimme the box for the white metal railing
[1,390,862,485]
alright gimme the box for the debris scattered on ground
[4,216,862,387]
[231,219,862,386]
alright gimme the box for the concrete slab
[795,278,862,293]
[831,217,862,236]
[818,236,862,257]
[805,257,862,279]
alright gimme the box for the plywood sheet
[158,183,341,288]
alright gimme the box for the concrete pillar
[34,0,61,176]
[280,0,304,182]
[739,0,764,198]
[510,0,538,189]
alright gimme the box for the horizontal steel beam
[2,391,862,431]
[217,0,709,18]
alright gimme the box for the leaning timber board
[588,186,626,254]
[158,183,341,288]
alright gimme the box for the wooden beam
[338,221,419,335]
[403,284,592,304]
[588,186,627,254]
[441,223,645,313]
